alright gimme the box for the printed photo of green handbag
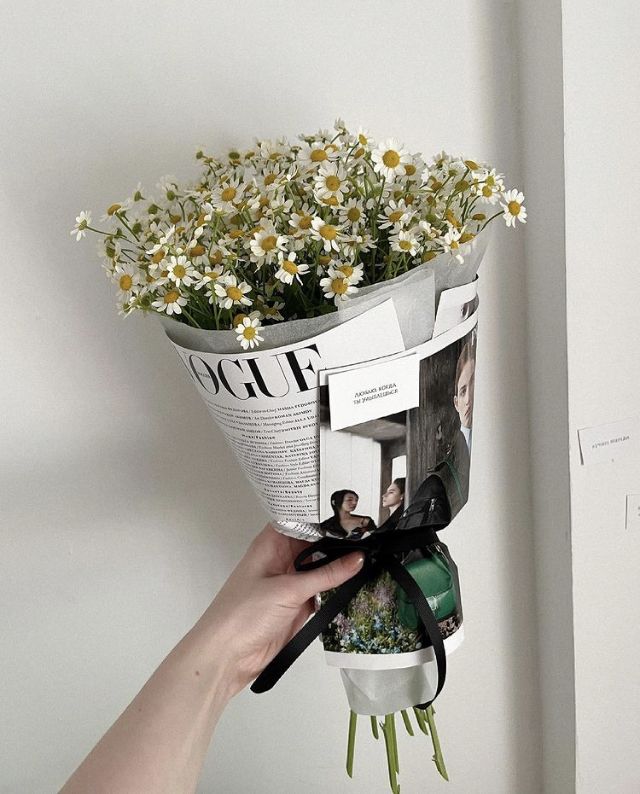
[396,550,458,629]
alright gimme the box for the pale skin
[337,492,373,535]
[381,483,403,515]
[60,525,364,794]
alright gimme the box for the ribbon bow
[251,523,448,707]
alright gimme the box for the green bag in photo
[396,551,457,629]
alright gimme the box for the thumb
[293,552,365,601]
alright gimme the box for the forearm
[61,614,235,794]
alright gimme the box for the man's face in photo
[454,358,475,429]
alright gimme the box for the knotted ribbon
[251,524,449,707]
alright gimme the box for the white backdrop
[0,2,540,792]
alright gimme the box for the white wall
[0,2,540,792]
[516,1,576,791]
[561,3,640,791]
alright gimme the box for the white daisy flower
[371,138,411,181]
[390,229,421,257]
[167,255,197,287]
[314,162,349,203]
[289,205,315,235]
[296,141,337,167]
[255,164,284,194]
[440,227,465,263]
[112,263,143,301]
[341,232,375,258]
[211,176,246,213]
[214,274,252,309]
[275,251,310,285]
[70,210,92,241]
[100,199,132,222]
[310,217,343,252]
[152,287,188,316]
[320,270,359,305]
[378,200,412,229]
[250,225,288,264]
[339,198,365,229]
[195,265,224,290]
[332,261,364,285]
[472,168,505,204]
[500,189,527,227]
[236,316,264,350]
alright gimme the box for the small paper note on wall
[577,415,640,465]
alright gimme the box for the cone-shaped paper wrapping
[159,240,486,713]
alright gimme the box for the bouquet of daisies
[74,119,525,792]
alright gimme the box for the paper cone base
[338,627,464,715]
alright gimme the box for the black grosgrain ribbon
[251,525,447,706]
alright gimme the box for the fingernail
[353,553,365,568]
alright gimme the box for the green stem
[389,712,399,774]
[425,706,449,782]
[370,715,379,740]
[413,706,429,735]
[400,710,414,736]
[380,716,399,794]
[346,711,357,778]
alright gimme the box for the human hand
[196,524,364,697]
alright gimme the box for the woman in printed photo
[320,489,376,539]
[378,477,406,531]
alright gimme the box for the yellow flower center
[382,149,400,168]
[204,270,219,279]
[354,147,365,158]
[263,174,276,186]
[508,200,521,216]
[389,210,403,223]
[170,213,182,224]
[464,159,479,171]
[164,290,179,304]
[358,133,368,145]
[319,224,337,240]
[229,229,244,239]
[282,260,298,275]
[399,240,412,251]
[339,265,354,277]
[311,149,328,162]
[261,235,277,251]
[173,264,186,278]
[486,175,496,187]
[190,245,205,257]
[472,213,486,221]
[430,179,443,191]
[233,313,248,326]
[405,193,415,205]
[445,209,460,228]
[347,207,361,222]
[325,175,341,191]
[319,255,331,266]
[322,196,339,207]
[450,241,459,249]
[422,251,437,262]
[482,185,493,197]
[119,274,132,290]
[242,326,257,340]
[221,187,236,202]
[107,203,122,216]
[152,250,165,264]
[404,164,416,176]
[298,214,312,230]
[209,250,223,264]
[331,278,348,295]
[459,232,475,244]
[227,286,243,301]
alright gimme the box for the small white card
[626,495,640,531]
[327,354,420,431]
[578,415,640,465]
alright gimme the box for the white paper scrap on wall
[577,415,640,465]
